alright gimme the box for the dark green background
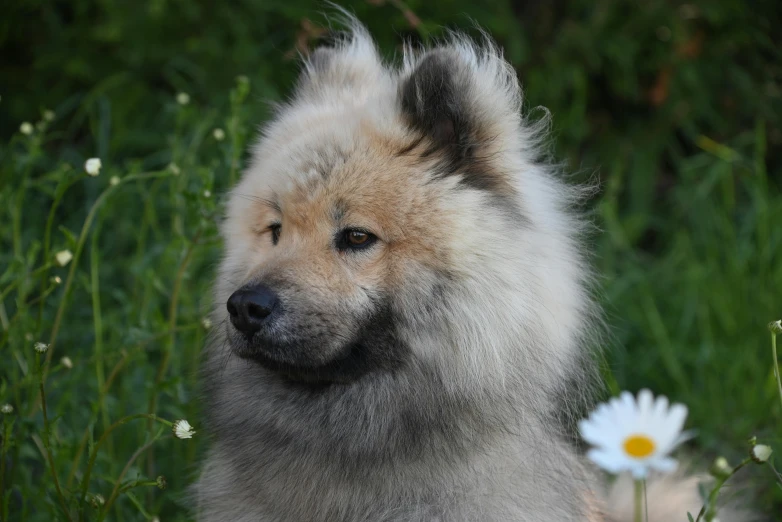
[1,0,780,519]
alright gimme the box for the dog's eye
[269,223,281,245]
[348,231,370,245]
[337,228,377,251]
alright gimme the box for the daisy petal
[657,403,688,447]
[630,464,649,479]
[587,448,625,474]
[650,456,678,474]
[638,389,653,417]
[652,395,669,418]
[673,429,697,447]
[666,403,688,430]
[579,418,620,448]
[578,419,604,446]
[620,391,635,411]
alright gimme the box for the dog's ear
[295,45,338,95]
[399,51,472,161]
[400,49,520,204]
[294,29,384,98]
[306,46,338,75]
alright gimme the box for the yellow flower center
[623,434,656,458]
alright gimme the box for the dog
[194,19,734,521]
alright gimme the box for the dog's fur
[194,20,724,521]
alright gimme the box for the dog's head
[213,25,593,395]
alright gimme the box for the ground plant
[1,1,780,520]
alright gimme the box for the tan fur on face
[229,118,458,300]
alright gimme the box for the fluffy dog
[195,20,721,521]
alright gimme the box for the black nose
[227,284,279,338]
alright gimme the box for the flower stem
[90,219,111,455]
[634,479,644,522]
[145,229,201,484]
[98,436,163,522]
[695,457,752,522]
[42,171,172,378]
[771,330,782,410]
[77,414,171,521]
[37,354,72,520]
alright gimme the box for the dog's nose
[227,284,279,338]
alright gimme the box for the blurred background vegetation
[1,0,780,519]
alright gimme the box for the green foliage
[1,0,780,519]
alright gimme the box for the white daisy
[579,389,688,479]
[85,158,102,176]
[34,342,50,354]
[1,404,13,414]
[172,419,196,439]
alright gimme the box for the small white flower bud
[55,250,73,266]
[201,317,212,329]
[43,110,55,122]
[20,122,33,135]
[90,493,105,508]
[172,419,196,439]
[168,163,181,176]
[34,342,50,353]
[176,92,190,105]
[109,175,121,186]
[203,190,211,198]
[751,444,772,464]
[709,457,732,479]
[1,404,13,414]
[212,128,225,141]
[85,158,102,176]
[50,276,62,285]
[61,356,73,369]
[769,320,782,335]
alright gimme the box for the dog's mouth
[226,296,408,385]
[229,329,408,386]
[237,340,367,385]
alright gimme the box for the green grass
[1,0,781,520]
